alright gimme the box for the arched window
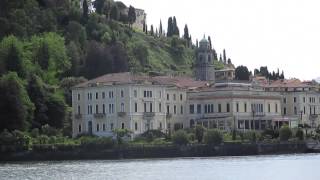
[121,123,125,129]
[121,103,125,112]
[78,124,82,133]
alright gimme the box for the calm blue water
[0,154,319,180]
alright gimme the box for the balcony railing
[118,112,127,117]
[94,113,106,119]
[310,114,318,119]
[143,112,155,119]
[74,114,82,119]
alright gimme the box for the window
[121,90,124,98]
[109,104,112,114]
[78,125,81,133]
[310,107,312,114]
[218,104,222,113]
[244,103,247,112]
[144,90,152,98]
[135,122,138,131]
[275,104,278,113]
[103,124,106,131]
[77,106,81,114]
[226,103,230,112]
[283,98,286,104]
[181,105,183,114]
[96,92,98,99]
[160,122,162,129]
[121,103,125,112]
[109,91,114,98]
[78,94,80,101]
[304,106,306,114]
[135,103,138,112]
[159,103,162,112]
[210,104,214,113]
[134,90,137,98]
[121,123,125,129]
[303,97,306,103]
[167,105,170,114]
[204,104,208,113]
[111,123,114,130]
[294,97,296,103]
[180,94,183,101]
[150,103,153,112]
[102,92,105,99]
[96,124,100,132]
[189,104,194,114]
[197,104,201,114]
[174,105,177,114]
[268,104,271,113]
[173,94,176,101]
[95,105,98,114]
[103,104,106,114]
[294,106,297,115]
[236,103,239,112]
[159,91,162,98]
[284,108,287,115]
[144,103,147,112]
[167,94,169,100]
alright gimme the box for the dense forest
[0,0,284,136]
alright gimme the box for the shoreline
[0,142,314,162]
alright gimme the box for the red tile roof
[74,72,208,89]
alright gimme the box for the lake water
[1,154,320,180]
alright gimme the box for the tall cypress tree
[159,20,163,36]
[223,49,227,63]
[110,4,120,21]
[183,24,189,40]
[172,16,179,36]
[82,0,89,24]
[208,36,212,50]
[167,17,173,37]
[150,25,154,36]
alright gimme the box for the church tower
[195,36,215,82]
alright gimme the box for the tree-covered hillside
[0,0,206,135]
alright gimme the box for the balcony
[254,112,266,117]
[143,112,155,119]
[74,114,82,119]
[94,113,106,119]
[118,112,127,117]
[310,114,318,119]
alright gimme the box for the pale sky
[121,0,320,81]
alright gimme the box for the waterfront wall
[0,142,308,161]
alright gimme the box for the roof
[74,72,208,89]
[264,79,312,88]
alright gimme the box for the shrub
[295,128,304,140]
[279,126,292,141]
[30,128,40,138]
[204,130,223,145]
[262,128,279,139]
[41,124,61,137]
[243,131,257,143]
[195,125,205,143]
[172,130,189,146]
[80,136,115,149]
[140,130,165,142]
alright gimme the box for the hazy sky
[121,0,320,80]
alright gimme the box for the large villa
[71,37,320,137]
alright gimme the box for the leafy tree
[223,49,227,62]
[66,41,82,76]
[0,72,34,131]
[46,94,67,129]
[235,65,250,80]
[279,125,292,141]
[35,41,50,70]
[172,130,189,145]
[60,77,87,106]
[66,21,87,48]
[127,5,136,28]
[195,125,205,143]
[204,129,223,145]
[0,36,26,78]
[93,0,105,14]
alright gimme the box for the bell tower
[195,36,215,82]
